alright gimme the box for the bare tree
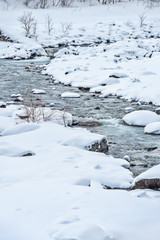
[34,0,50,8]
[59,0,74,7]
[18,12,35,37]
[139,13,146,28]
[1,0,11,10]
[23,0,33,6]
[32,19,38,40]
[61,22,72,35]
[18,12,38,39]
[45,14,54,35]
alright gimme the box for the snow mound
[0,115,15,132]
[144,122,160,135]
[122,110,160,127]
[60,127,105,149]
[1,123,40,136]
[0,142,34,157]
[52,222,113,240]
[61,92,80,98]
[31,89,46,94]
[50,110,73,126]
[0,101,6,108]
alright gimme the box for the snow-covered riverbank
[0,104,160,240]
[1,1,160,239]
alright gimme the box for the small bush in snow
[18,95,53,123]
[45,14,54,35]
[18,11,38,39]
[23,0,33,7]
[139,13,146,28]
[17,95,71,126]
[61,22,72,35]
[59,0,73,7]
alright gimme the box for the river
[0,57,160,176]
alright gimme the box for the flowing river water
[0,57,160,176]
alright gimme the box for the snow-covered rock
[144,122,160,135]
[0,101,6,108]
[133,164,160,190]
[122,110,160,127]
[125,107,134,114]
[31,89,46,94]
[61,92,80,98]
[11,94,22,98]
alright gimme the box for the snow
[0,41,46,60]
[0,104,160,240]
[61,92,80,98]
[52,222,108,240]
[31,89,46,94]
[16,107,73,126]
[124,107,134,114]
[122,110,160,127]
[144,122,160,134]
[0,1,160,104]
[1,1,160,240]
[134,164,160,183]
[0,123,40,136]
[0,101,6,107]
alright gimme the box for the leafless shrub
[32,19,38,40]
[23,0,33,6]
[45,14,54,35]
[1,0,11,10]
[145,0,160,8]
[18,12,35,37]
[18,95,54,123]
[62,106,69,127]
[18,12,38,39]
[139,13,146,28]
[61,22,72,35]
[59,0,74,7]
[125,19,133,27]
[34,0,50,8]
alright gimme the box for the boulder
[0,101,6,108]
[76,121,102,127]
[123,110,160,127]
[125,107,134,114]
[144,122,160,135]
[88,138,108,153]
[132,164,160,190]
[155,107,160,115]
[133,178,160,190]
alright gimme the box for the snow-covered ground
[1,104,160,240]
[1,1,160,240]
[0,1,160,104]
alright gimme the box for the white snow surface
[61,92,80,98]
[122,110,160,126]
[0,2,160,104]
[0,105,160,240]
[144,122,160,134]
[1,2,160,240]
[31,89,46,94]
